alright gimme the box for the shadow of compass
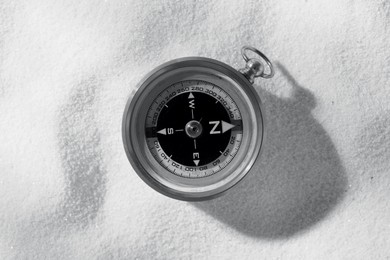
[193,63,347,238]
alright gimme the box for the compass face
[145,80,243,178]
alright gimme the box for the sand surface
[1,1,389,259]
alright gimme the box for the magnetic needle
[122,46,274,201]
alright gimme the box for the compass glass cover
[145,80,243,178]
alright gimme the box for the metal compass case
[122,46,274,201]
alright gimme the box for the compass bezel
[122,57,264,201]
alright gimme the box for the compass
[122,46,274,201]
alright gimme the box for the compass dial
[145,80,243,178]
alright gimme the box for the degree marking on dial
[145,126,157,138]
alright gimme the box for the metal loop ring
[241,46,274,79]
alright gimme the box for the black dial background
[156,91,231,166]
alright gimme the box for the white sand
[0,0,389,259]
